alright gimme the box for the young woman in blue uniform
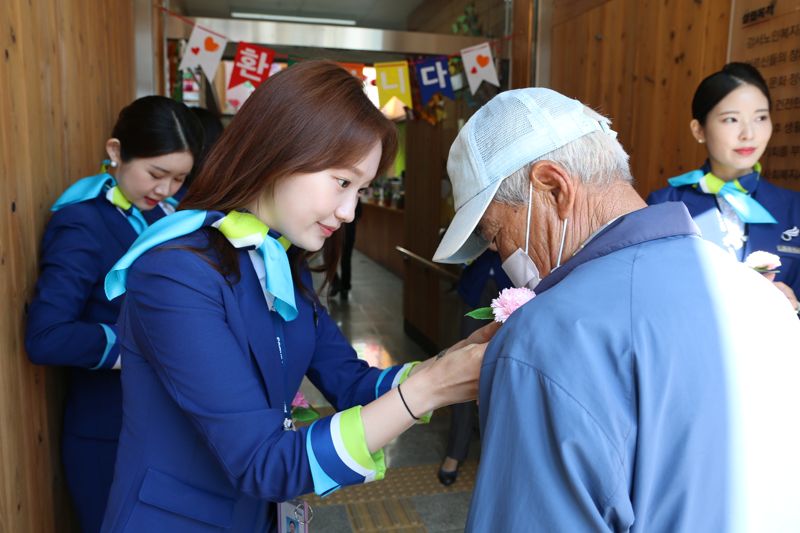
[25,96,203,532]
[648,63,800,313]
[100,61,493,532]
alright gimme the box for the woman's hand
[409,321,501,378]
[361,340,491,452]
[460,321,501,347]
[773,281,799,313]
[440,321,501,358]
[403,340,490,414]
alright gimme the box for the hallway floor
[304,251,480,532]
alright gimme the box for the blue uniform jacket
[457,250,512,308]
[648,177,800,297]
[468,203,800,532]
[26,196,167,439]
[101,229,404,532]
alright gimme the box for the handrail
[395,246,459,282]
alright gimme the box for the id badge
[278,499,313,532]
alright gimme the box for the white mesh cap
[433,87,616,264]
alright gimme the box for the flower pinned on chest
[291,391,319,424]
[745,250,781,281]
[466,287,536,323]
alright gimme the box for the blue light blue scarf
[105,210,297,322]
[51,173,149,233]
[668,162,776,224]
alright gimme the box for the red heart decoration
[470,66,477,74]
[204,36,220,52]
[191,47,200,55]
[228,99,240,108]
[476,54,490,68]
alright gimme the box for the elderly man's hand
[773,281,799,313]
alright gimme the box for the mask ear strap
[524,182,533,254]
[556,218,568,268]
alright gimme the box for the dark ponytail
[691,62,771,125]
[111,96,204,165]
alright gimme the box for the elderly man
[433,88,800,532]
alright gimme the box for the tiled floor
[305,251,480,532]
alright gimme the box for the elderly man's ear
[528,161,575,220]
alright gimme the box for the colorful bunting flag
[374,61,413,109]
[460,42,500,95]
[338,62,367,80]
[178,25,227,81]
[415,58,454,105]
[228,42,274,90]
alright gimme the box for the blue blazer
[101,230,400,532]
[648,178,800,297]
[26,196,168,439]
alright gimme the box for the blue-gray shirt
[468,202,800,532]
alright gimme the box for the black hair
[111,95,204,164]
[692,62,771,125]
[186,107,225,187]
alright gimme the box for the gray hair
[494,130,633,205]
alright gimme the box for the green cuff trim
[397,362,432,425]
[398,361,420,384]
[339,406,386,482]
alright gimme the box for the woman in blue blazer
[25,96,203,532]
[100,61,494,532]
[648,63,800,313]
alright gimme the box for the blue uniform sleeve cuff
[374,362,431,423]
[375,362,417,398]
[93,323,119,370]
[305,406,385,497]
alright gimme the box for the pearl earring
[101,159,119,173]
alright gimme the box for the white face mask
[501,183,568,290]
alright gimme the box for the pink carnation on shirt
[490,287,536,323]
[291,391,310,409]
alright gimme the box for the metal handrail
[395,246,459,282]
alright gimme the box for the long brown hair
[180,60,398,295]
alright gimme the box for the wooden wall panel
[403,118,446,349]
[355,203,405,278]
[549,0,731,197]
[729,1,800,190]
[511,0,535,88]
[0,1,135,530]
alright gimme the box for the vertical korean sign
[729,1,800,190]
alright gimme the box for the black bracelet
[396,383,420,421]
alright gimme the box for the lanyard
[270,311,295,431]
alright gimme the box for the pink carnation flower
[291,391,310,409]
[490,287,536,323]
[744,251,781,271]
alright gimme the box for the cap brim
[433,179,503,264]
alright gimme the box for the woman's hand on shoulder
[404,339,491,413]
[773,281,799,313]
